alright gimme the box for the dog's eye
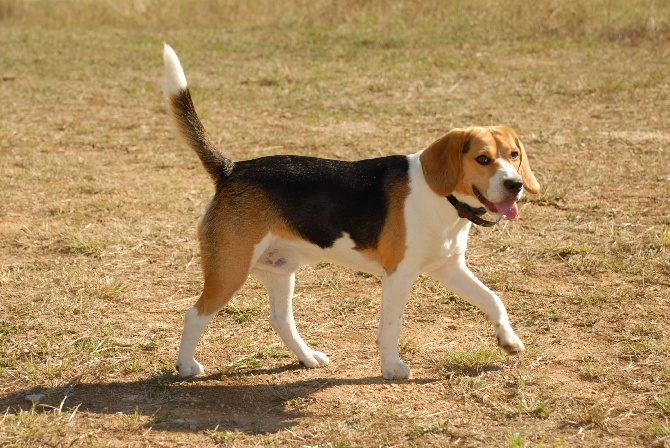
[510,151,520,160]
[475,155,491,165]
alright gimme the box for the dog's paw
[496,326,525,354]
[299,350,330,368]
[175,358,205,377]
[381,360,411,380]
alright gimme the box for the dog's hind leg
[175,273,246,377]
[176,234,270,377]
[253,268,330,368]
[175,303,212,377]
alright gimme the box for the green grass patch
[574,288,611,306]
[439,347,505,376]
[652,398,670,416]
[647,419,670,438]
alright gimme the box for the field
[1,1,669,446]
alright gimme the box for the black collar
[446,195,501,227]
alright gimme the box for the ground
[1,1,669,446]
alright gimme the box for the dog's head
[420,126,540,220]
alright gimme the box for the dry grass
[2,0,669,41]
[1,0,670,446]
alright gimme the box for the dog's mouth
[473,186,519,221]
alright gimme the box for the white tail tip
[163,43,188,96]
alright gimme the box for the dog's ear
[420,128,469,196]
[517,139,541,194]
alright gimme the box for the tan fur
[517,141,541,194]
[484,126,540,194]
[358,178,411,276]
[194,126,538,315]
[419,128,468,196]
[421,126,540,198]
[376,179,410,275]
[194,186,284,315]
[165,44,539,380]
[455,127,500,197]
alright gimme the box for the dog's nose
[504,179,524,193]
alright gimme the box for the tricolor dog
[163,45,540,380]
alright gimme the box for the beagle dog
[163,45,540,380]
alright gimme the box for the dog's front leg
[376,271,416,380]
[430,254,524,354]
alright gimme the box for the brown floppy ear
[518,140,541,194]
[419,128,469,196]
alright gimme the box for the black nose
[504,179,524,193]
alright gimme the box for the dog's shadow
[0,364,448,435]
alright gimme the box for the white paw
[299,350,330,368]
[381,360,411,380]
[496,326,525,354]
[175,358,204,377]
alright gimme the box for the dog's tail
[163,44,233,181]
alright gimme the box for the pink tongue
[495,199,518,220]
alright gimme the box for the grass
[60,232,106,257]
[574,288,611,306]
[565,405,611,431]
[0,0,669,446]
[1,406,80,445]
[1,0,668,42]
[653,398,670,416]
[647,419,670,439]
[439,346,505,376]
[579,362,611,382]
[505,430,536,448]
[122,406,145,429]
[408,421,448,436]
[514,393,553,420]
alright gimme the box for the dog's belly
[255,232,384,275]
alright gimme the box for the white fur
[372,153,523,379]
[177,149,523,380]
[253,269,330,368]
[175,307,209,376]
[486,149,525,204]
[256,231,384,276]
[429,255,523,353]
[163,44,188,96]
[376,267,418,379]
